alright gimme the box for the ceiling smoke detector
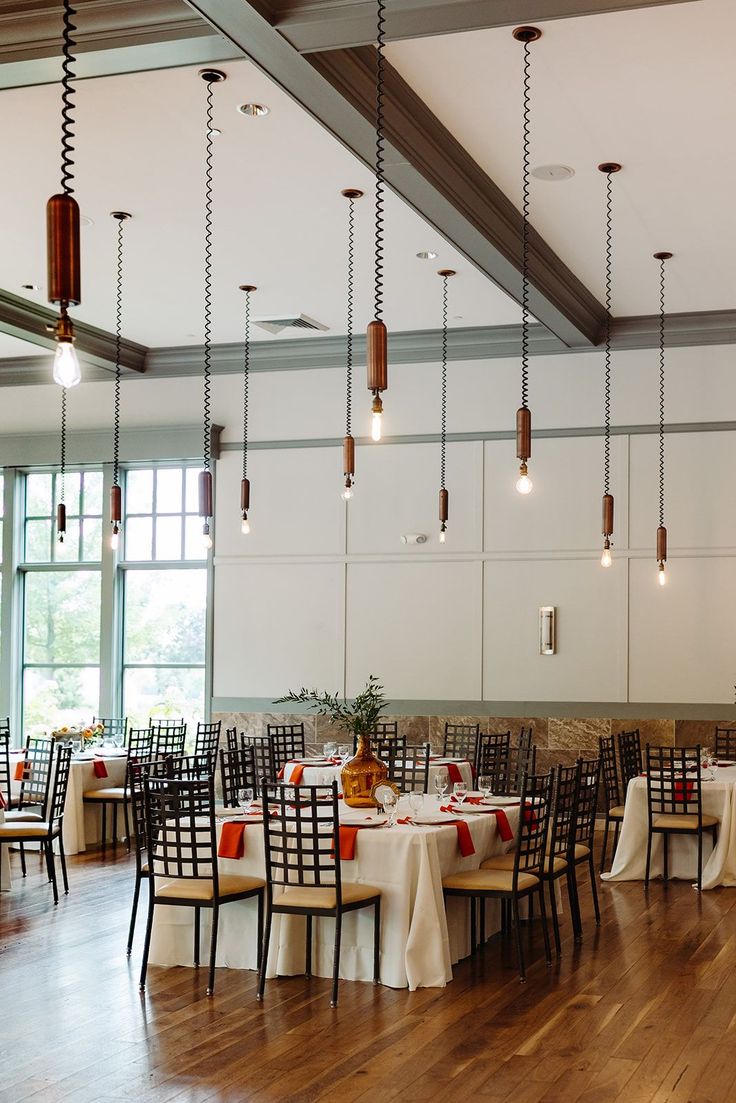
[253,313,329,335]
[530,164,575,181]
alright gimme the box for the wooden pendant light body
[602,493,614,538]
[199,469,213,519]
[56,502,67,540]
[240,477,250,513]
[516,406,531,461]
[343,434,355,478]
[47,194,81,306]
[110,484,122,525]
[656,525,667,563]
[439,488,449,524]
[367,320,388,392]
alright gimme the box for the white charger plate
[341,815,387,828]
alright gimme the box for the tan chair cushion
[481,851,568,876]
[653,813,719,831]
[443,868,539,893]
[272,882,381,911]
[3,809,43,822]
[609,805,626,819]
[0,821,50,839]
[155,874,264,901]
[83,788,127,802]
[573,843,591,860]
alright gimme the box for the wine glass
[453,780,468,807]
[71,739,81,756]
[434,773,448,802]
[324,741,337,760]
[381,789,399,827]
[478,774,492,803]
[338,744,350,764]
[408,790,423,818]
[237,787,254,815]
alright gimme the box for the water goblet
[71,739,81,756]
[237,787,254,815]
[478,774,492,803]
[338,744,350,764]
[381,789,399,827]
[324,741,337,760]
[408,790,423,818]
[453,780,468,807]
[434,773,448,802]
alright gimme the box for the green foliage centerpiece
[275,675,390,807]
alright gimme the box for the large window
[21,471,103,734]
[121,466,207,731]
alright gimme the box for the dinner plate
[341,815,387,828]
[476,794,519,806]
[73,753,94,761]
[96,750,127,758]
[412,814,457,825]
[455,804,508,814]
[217,813,263,824]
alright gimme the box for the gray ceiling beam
[183,0,605,348]
[270,0,700,53]
[0,309,732,387]
[0,289,147,375]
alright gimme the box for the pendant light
[239,284,255,534]
[197,68,226,552]
[654,251,672,586]
[47,0,81,388]
[57,387,67,543]
[598,163,621,568]
[109,211,130,551]
[366,0,388,442]
[437,269,455,543]
[341,188,363,499]
[512,25,541,495]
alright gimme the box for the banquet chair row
[0,741,73,902]
[598,728,642,872]
[715,726,736,758]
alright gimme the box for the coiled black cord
[603,172,612,498]
[520,38,531,410]
[658,256,666,529]
[373,0,386,322]
[242,289,251,482]
[346,194,355,436]
[440,273,448,492]
[202,80,214,471]
[113,217,124,488]
[60,1,77,195]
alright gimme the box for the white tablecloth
[10,749,128,855]
[147,794,521,990]
[601,766,736,889]
[282,757,474,793]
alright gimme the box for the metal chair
[266,723,305,776]
[93,716,128,744]
[390,742,431,794]
[617,729,642,788]
[644,744,718,893]
[126,756,168,956]
[257,780,381,1007]
[598,734,625,872]
[445,770,554,981]
[150,720,186,758]
[0,721,14,809]
[715,727,736,759]
[443,722,480,767]
[219,743,257,808]
[489,743,537,797]
[569,757,601,939]
[0,743,73,902]
[195,720,222,757]
[139,773,265,995]
[477,731,511,777]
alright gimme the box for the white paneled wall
[211,344,736,706]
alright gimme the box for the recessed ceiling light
[416,250,438,260]
[530,164,575,182]
[21,283,40,291]
[80,214,95,226]
[237,103,270,117]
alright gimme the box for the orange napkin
[93,760,108,779]
[437,810,476,856]
[218,821,246,859]
[14,759,29,781]
[331,825,359,860]
[278,762,306,783]
[0,791,6,810]
[450,795,482,806]
[674,779,695,803]
[444,762,465,784]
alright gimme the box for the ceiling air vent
[253,314,329,335]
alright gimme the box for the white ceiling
[0,57,521,351]
[0,333,43,357]
[389,0,734,317]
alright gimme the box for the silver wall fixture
[539,606,556,655]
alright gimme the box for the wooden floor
[2,845,736,1103]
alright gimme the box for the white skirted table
[282,756,474,793]
[147,793,522,991]
[10,748,128,855]
[601,765,736,890]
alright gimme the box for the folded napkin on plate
[444,762,464,784]
[331,824,360,860]
[93,760,108,779]
[218,821,247,859]
[14,758,29,781]
[449,795,481,805]
[277,762,306,783]
[444,799,514,843]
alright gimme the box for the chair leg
[330,911,343,1008]
[548,877,561,956]
[256,893,264,973]
[256,903,273,1002]
[644,830,652,888]
[470,896,477,953]
[373,898,381,985]
[58,837,69,895]
[207,905,219,995]
[46,841,59,906]
[511,896,526,982]
[480,897,486,945]
[124,799,131,851]
[663,833,669,882]
[588,855,601,926]
[19,842,27,878]
[613,821,621,861]
[139,893,156,991]
[305,914,313,977]
[101,803,107,855]
[537,885,552,965]
[194,908,201,966]
[697,831,703,894]
[127,872,142,956]
[569,868,582,942]
[600,817,610,873]
[112,804,118,850]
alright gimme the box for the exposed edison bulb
[53,340,81,387]
[241,514,251,535]
[57,531,65,545]
[371,410,382,442]
[201,523,213,550]
[658,561,667,586]
[601,543,612,568]
[341,483,354,501]
[515,463,533,495]
[439,526,447,544]
[110,526,120,551]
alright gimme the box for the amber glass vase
[341,733,388,808]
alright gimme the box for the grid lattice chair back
[645,744,703,820]
[144,774,217,888]
[261,780,341,893]
[94,716,128,744]
[715,727,736,759]
[219,744,257,807]
[599,734,621,809]
[548,763,578,864]
[151,723,187,758]
[195,720,222,757]
[0,727,10,806]
[48,743,73,827]
[513,770,553,883]
[443,722,480,764]
[477,731,511,776]
[617,729,642,788]
[390,743,431,794]
[18,736,54,811]
[573,757,600,849]
[491,743,537,797]
[266,723,306,774]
